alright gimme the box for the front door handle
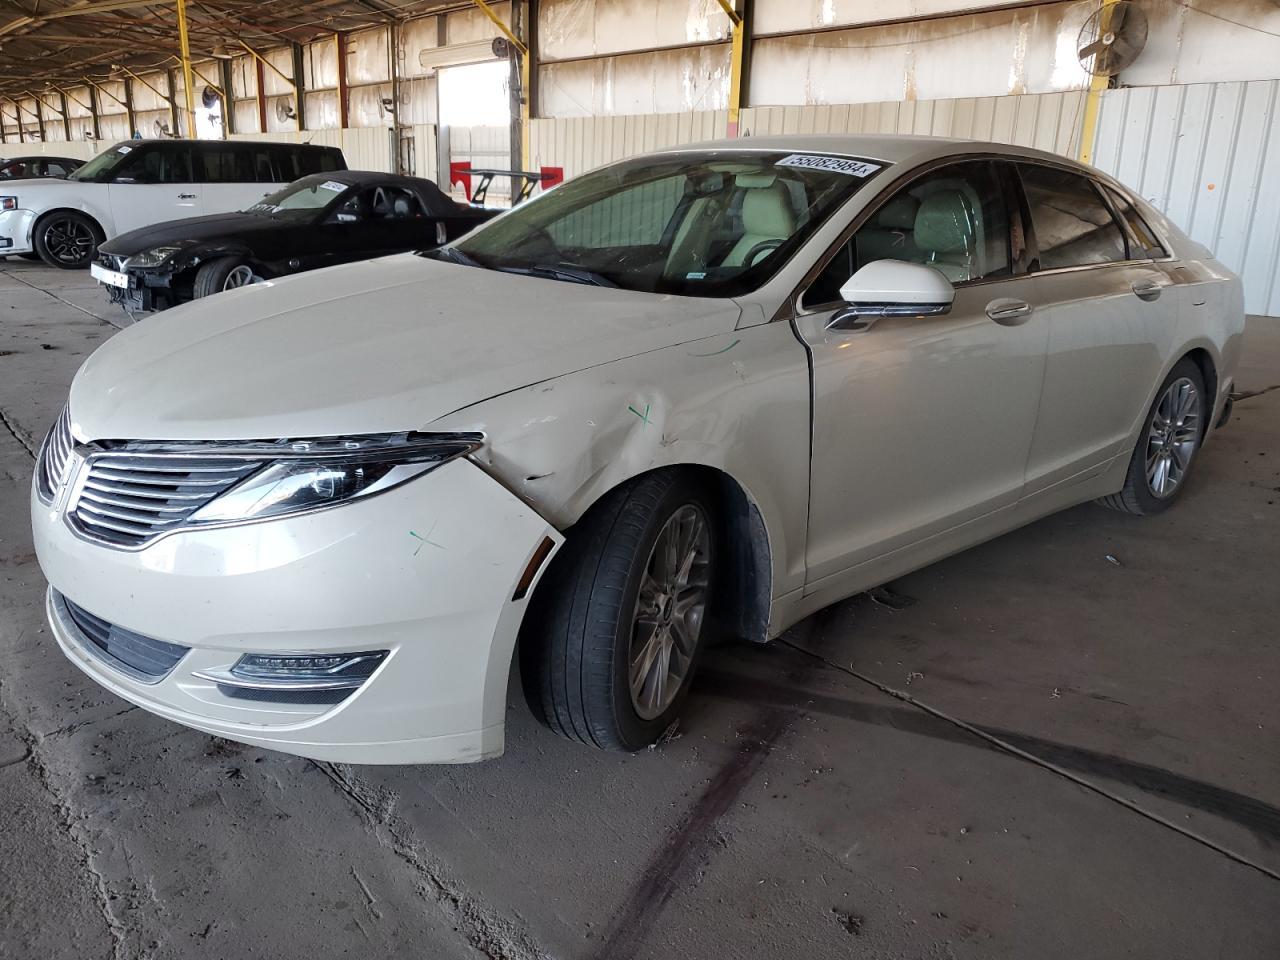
[985,298,1033,326]
[1132,279,1163,301]
[178,193,197,200]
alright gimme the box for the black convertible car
[93,170,497,312]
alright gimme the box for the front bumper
[0,208,35,255]
[34,457,561,763]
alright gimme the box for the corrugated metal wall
[1092,80,1280,317]
[529,110,727,178]
[527,92,1082,179]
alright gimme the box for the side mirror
[829,259,955,331]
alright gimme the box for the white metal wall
[1092,80,1280,318]
[528,91,1082,179]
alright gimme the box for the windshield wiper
[503,263,617,287]
[422,246,482,268]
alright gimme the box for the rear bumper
[34,457,562,764]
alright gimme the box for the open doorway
[438,59,512,204]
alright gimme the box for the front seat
[392,195,416,219]
[856,194,920,263]
[912,190,978,283]
[721,183,797,268]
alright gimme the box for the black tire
[33,211,102,269]
[193,257,255,298]
[1097,357,1207,516]
[520,470,720,751]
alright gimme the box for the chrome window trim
[781,150,1179,323]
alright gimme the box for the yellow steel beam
[720,1,745,137]
[471,0,529,168]
[1078,0,1119,165]
[175,0,196,136]
[55,84,95,114]
[120,66,172,106]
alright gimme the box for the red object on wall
[540,166,564,190]
[449,161,473,201]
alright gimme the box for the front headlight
[0,197,17,211]
[184,433,482,525]
[123,244,190,269]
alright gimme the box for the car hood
[100,212,290,256]
[69,254,743,441]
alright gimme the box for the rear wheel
[520,470,718,750]
[1098,357,1206,515]
[33,212,101,269]
[193,257,258,298]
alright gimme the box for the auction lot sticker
[776,155,881,177]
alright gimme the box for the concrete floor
[1,258,1278,960]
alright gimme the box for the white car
[31,135,1243,763]
[0,139,345,268]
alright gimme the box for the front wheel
[1097,357,1207,516]
[520,470,718,750]
[33,212,101,269]
[193,257,259,298]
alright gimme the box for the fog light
[193,650,388,692]
[233,651,387,684]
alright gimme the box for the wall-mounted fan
[153,118,173,137]
[200,86,219,109]
[1077,1,1148,78]
[274,97,296,123]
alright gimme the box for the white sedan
[31,135,1244,763]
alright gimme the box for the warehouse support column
[471,0,530,171]
[175,0,196,137]
[1078,0,1118,165]
[716,0,749,137]
[335,32,350,129]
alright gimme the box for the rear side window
[1018,164,1127,270]
[1103,185,1167,259]
[273,146,343,180]
[199,146,255,184]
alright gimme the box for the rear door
[107,143,202,236]
[197,143,267,214]
[1015,162,1173,496]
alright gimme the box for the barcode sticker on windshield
[776,155,881,177]
[319,180,347,192]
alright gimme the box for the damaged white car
[32,135,1243,763]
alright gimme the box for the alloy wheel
[43,218,94,265]
[1145,376,1201,498]
[628,504,711,720]
[223,265,257,290]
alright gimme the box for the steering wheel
[741,238,784,267]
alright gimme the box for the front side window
[1019,164,1127,270]
[113,144,193,184]
[805,160,1015,308]
[452,150,884,297]
[68,143,135,182]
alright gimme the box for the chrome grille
[54,590,189,683]
[35,407,75,503]
[70,454,264,548]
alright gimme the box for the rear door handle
[985,298,1033,326]
[1132,279,1163,301]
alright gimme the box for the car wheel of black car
[193,257,259,298]
[520,469,719,751]
[33,212,102,269]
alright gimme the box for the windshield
[450,150,884,297]
[245,178,349,218]
[68,143,134,183]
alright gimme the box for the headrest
[914,191,975,255]
[735,172,777,189]
[875,194,919,229]
[741,183,796,238]
[392,196,413,217]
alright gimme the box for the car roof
[106,138,336,150]
[2,155,81,163]
[656,133,1080,170]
